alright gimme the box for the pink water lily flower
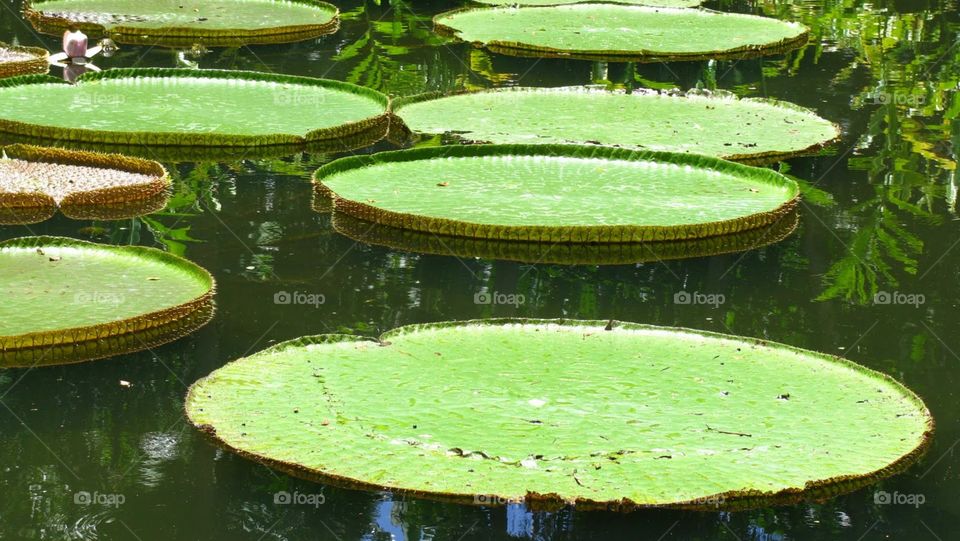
[62,29,87,59]
[49,29,105,64]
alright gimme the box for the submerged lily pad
[186,319,933,510]
[0,144,169,225]
[0,42,48,79]
[0,237,215,367]
[394,88,840,162]
[434,5,809,62]
[315,144,800,243]
[0,68,390,150]
[328,209,798,265]
[24,0,340,47]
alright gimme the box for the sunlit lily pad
[0,237,215,367]
[327,209,798,265]
[24,0,340,47]
[186,319,933,510]
[0,42,48,79]
[435,5,809,62]
[394,88,840,162]
[0,144,169,225]
[0,68,390,151]
[315,144,800,243]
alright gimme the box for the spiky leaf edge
[0,42,48,79]
[326,207,799,265]
[2,143,169,205]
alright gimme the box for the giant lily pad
[186,319,933,510]
[434,5,809,62]
[0,237,215,367]
[0,68,390,150]
[315,144,800,243]
[0,144,169,225]
[0,42,48,79]
[24,0,340,47]
[394,88,840,162]
[328,209,798,265]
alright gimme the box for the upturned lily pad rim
[314,144,801,244]
[433,6,811,63]
[0,236,216,360]
[0,42,48,78]
[23,0,341,48]
[327,208,799,265]
[1,296,213,368]
[391,86,842,164]
[0,127,392,162]
[1,144,169,209]
[186,318,934,511]
[0,68,391,149]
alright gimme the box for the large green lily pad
[24,0,340,47]
[394,88,840,162]
[0,144,169,225]
[186,319,933,510]
[0,43,48,79]
[315,144,800,243]
[434,5,810,62]
[0,237,215,367]
[0,68,390,150]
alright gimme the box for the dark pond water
[1,0,959,539]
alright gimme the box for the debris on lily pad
[186,319,933,510]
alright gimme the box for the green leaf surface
[0,69,390,148]
[434,6,810,62]
[315,144,800,243]
[394,88,839,161]
[186,319,933,509]
[0,236,215,365]
[25,0,339,46]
